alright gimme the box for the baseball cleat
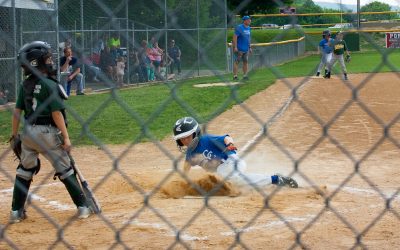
[9,209,26,223]
[77,206,92,219]
[276,174,299,188]
[233,76,239,81]
[243,76,249,80]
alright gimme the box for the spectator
[59,38,72,52]
[167,39,181,75]
[100,46,116,81]
[83,55,101,82]
[152,41,164,80]
[60,47,85,96]
[159,57,173,81]
[108,33,121,52]
[138,40,150,82]
[115,56,126,86]
[129,48,141,83]
[145,44,156,82]
[94,33,106,55]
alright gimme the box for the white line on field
[0,182,74,210]
[123,219,208,241]
[0,182,61,194]
[329,185,399,200]
[240,78,312,154]
[220,215,314,236]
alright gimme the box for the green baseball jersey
[16,77,65,119]
[333,39,348,55]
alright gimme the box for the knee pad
[54,166,74,181]
[16,159,41,181]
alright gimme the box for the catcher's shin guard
[324,71,331,79]
[11,175,32,211]
[61,174,87,208]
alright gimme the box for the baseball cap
[242,15,251,21]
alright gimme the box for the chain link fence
[1,0,399,249]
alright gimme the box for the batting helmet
[17,41,53,74]
[173,117,201,148]
[322,30,331,38]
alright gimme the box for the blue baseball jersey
[234,24,251,53]
[319,38,334,54]
[185,134,236,169]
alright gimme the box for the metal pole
[80,0,85,89]
[55,0,60,83]
[357,0,361,29]
[224,0,228,73]
[125,0,130,85]
[340,0,343,25]
[12,0,18,101]
[164,0,168,77]
[196,0,200,76]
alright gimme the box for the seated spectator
[83,54,101,82]
[60,47,85,96]
[167,39,182,75]
[100,46,116,81]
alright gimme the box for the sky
[317,0,400,6]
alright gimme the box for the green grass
[1,51,399,145]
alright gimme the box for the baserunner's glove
[9,134,22,161]
[345,54,351,63]
[225,143,237,152]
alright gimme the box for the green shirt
[333,39,348,55]
[16,77,64,119]
[108,37,120,48]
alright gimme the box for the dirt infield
[1,73,399,249]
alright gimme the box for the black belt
[28,117,56,126]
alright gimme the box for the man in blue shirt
[173,117,299,189]
[60,47,85,96]
[232,15,252,81]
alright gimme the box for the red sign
[386,33,400,48]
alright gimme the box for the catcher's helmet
[322,30,331,38]
[18,41,53,74]
[173,117,201,147]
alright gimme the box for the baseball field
[0,53,399,249]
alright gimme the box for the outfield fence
[0,0,399,249]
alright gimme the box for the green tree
[227,0,294,15]
[361,1,395,21]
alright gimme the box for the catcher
[173,117,298,190]
[9,41,91,223]
[324,31,351,80]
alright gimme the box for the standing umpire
[9,41,91,223]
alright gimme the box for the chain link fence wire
[1,0,400,249]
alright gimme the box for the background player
[316,30,334,77]
[232,15,252,81]
[173,117,298,189]
[324,31,350,80]
[9,41,91,223]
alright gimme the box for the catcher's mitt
[345,54,351,63]
[9,134,22,161]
